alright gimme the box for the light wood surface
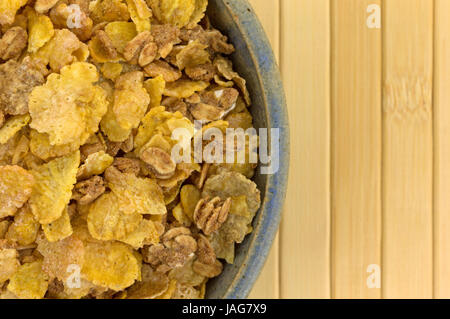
[247,0,447,299]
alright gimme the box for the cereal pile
[0,0,261,299]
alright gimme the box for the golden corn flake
[29,130,79,161]
[33,29,89,72]
[87,192,142,241]
[88,31,120,63]
[156,279,177,299]
[82,240,140,291]
[134,106,194,153]
[0,0,28,26]
[29,62,108,146]
[42,206,73,242]
[144,75,165,109]
[127,265,169,299]
[7,260,49,299]
[0,249,19,284]
[90,0,131,24]
[203,171,260,216]
[172,203,191,226]
[105,21,137,54]
[169,257,205,287]
[149,0,195,28]
[164,79,209,99]
[0,114,30,144]
[229,195,251,219]
[99,81,132,142]
[107,169,167,215]
[29,151,80,224]
[36,233,85,281]
[208,231,234,264]
[26,8,54,53]
[5,205,40,246]
[180,184,201,220]
[77,151,114,180]
[120,219,159,249]
[176,40,210,70]
[134,106,174,151]
[188,0,208,28]
[126,0,152,32]
[101,100,133,142]
[0,165,34,218]
[113,72,150,130]
[100,62,123,80]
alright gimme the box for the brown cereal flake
[144,60,182,82]
[0,59,45,116]
[0,26,27,60]
[72,176,106,205]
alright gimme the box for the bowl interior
[205,0,289,298]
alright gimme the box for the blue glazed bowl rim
[217,0,290,299]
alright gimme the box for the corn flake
[149,0,195,28]
[126,0,152,32]
[144,75,165,109]
[188,0,208,28]
[180,184,201,220]
[127,264,169,299]
[33,29,89,72]
[87,192,142,241]
[176,40,210,70]
[29,151,80,224]
[0,165,34,218]
[29,130,79,161]
[106,168,167,215]
[7,260,49,299]
[90,0,130,24]
[82,240,140,291]
[77,151,114,180]
[42,206,73,242]
[100,62,123,80]
[100,81,133,142]
[113,71,150,130]
[120,219,159,249]
[0,248,19,284]
[26,8,54,53]
[105,21,137,54]
[0,0,28,26]
[0,114,30,145]
[5,205,39,246]
[164,79,209,99]
[202,171,260,216]
[29,62,108,146]
[36,232,85,281]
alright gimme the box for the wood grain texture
[330,0,382,299]
[247,0,280,299]
[434,0,450,299]
[382,0,434,298]
[280,0,331,299]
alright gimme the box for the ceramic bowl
[205,0,289,298]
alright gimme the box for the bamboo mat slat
[382,0,434,298]
[434,0,450,299]
[330,0,382,299]
[279,0,331,299]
